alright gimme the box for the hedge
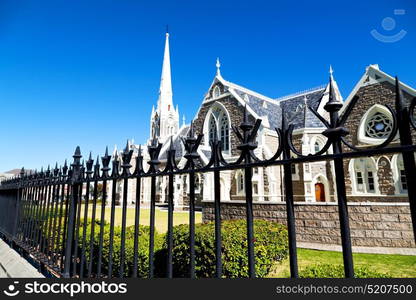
[299,264,391,278]
[79,221,164,278]
[155,219,288,278]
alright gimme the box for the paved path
[0,239,44,278]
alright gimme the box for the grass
[268,248,416,278]
[80,204,202,233]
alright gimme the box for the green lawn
[268,248,416,278]
[80,205,202,233]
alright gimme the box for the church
[107,32,415,249]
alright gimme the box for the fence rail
[0,77,415,278]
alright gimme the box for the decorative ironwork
[0,77,415,279]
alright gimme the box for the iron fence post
[280,112,299,278]
[395,78,416,241]
[323,77,354,278]
[62,147,82,278]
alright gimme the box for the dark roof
[278,88,326,129]
[232,84,325,130]
[233,90,281,129]
[159,126,190,160]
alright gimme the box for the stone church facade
[111,33,415,250]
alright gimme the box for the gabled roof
[202,71,328,130]
[340,64,416,114]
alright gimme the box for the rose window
[365,112,393,139]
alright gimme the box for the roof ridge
[221,78,276,102]
[275,85,326,102]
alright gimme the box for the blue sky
[0,0,415,172]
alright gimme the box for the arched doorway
[315,183,326,202]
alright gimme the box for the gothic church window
[209,117,217,144]
[396,155,408,192]
[205,104,231,153]
[353,158,378,194]
[213,86,221,98]
[365,112,393,139]
[358,104,394,145]
[220,115,230,151]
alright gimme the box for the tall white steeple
[157,31,173,110]
[150,30,179,143]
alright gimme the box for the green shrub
[79,221,164,278]
[155,219,288,278]
[300,264,391,278]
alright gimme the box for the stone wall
[202,201,415,248]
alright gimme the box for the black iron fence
[0,78,415,278]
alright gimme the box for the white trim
[202,101,231,155]
[348,157,380,195]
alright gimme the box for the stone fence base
[202,201,416,250]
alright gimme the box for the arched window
[205,104,231,153]
[236,172,244,194]
[220,114,229,151]
[353,158,377,194]
[213,86,221,98]
[358,104,394,145]
[396,155,407,193]
[314,141,321,154]
[209,117,217,144]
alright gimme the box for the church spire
[149,31,179,144]
[157,31,173,112]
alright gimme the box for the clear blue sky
[0,0,415,172]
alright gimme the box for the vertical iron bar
[45,181,57,260]
[327,98,354,278]
[188,171,196,278]
[33,184,46,250]
[283,161,298,278]
[80,182,91,278]
[395,79,416,241]
[63,183,78,278]
[72,183,83,277]
[167,173,174,278]
[40,182,53,255]
[332,148,354,277]
[50,181,61,265]
[214,169,222,278]
[22,184,34,245]
[29,183,40,249]
[148,176,156,278]
[108,179,117,278]
[87,180,98,278]
[244,165,255,278]
[132,176,141,278]
[60,183,71,271]
[119,177,129,278]
[96,178,107,277]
